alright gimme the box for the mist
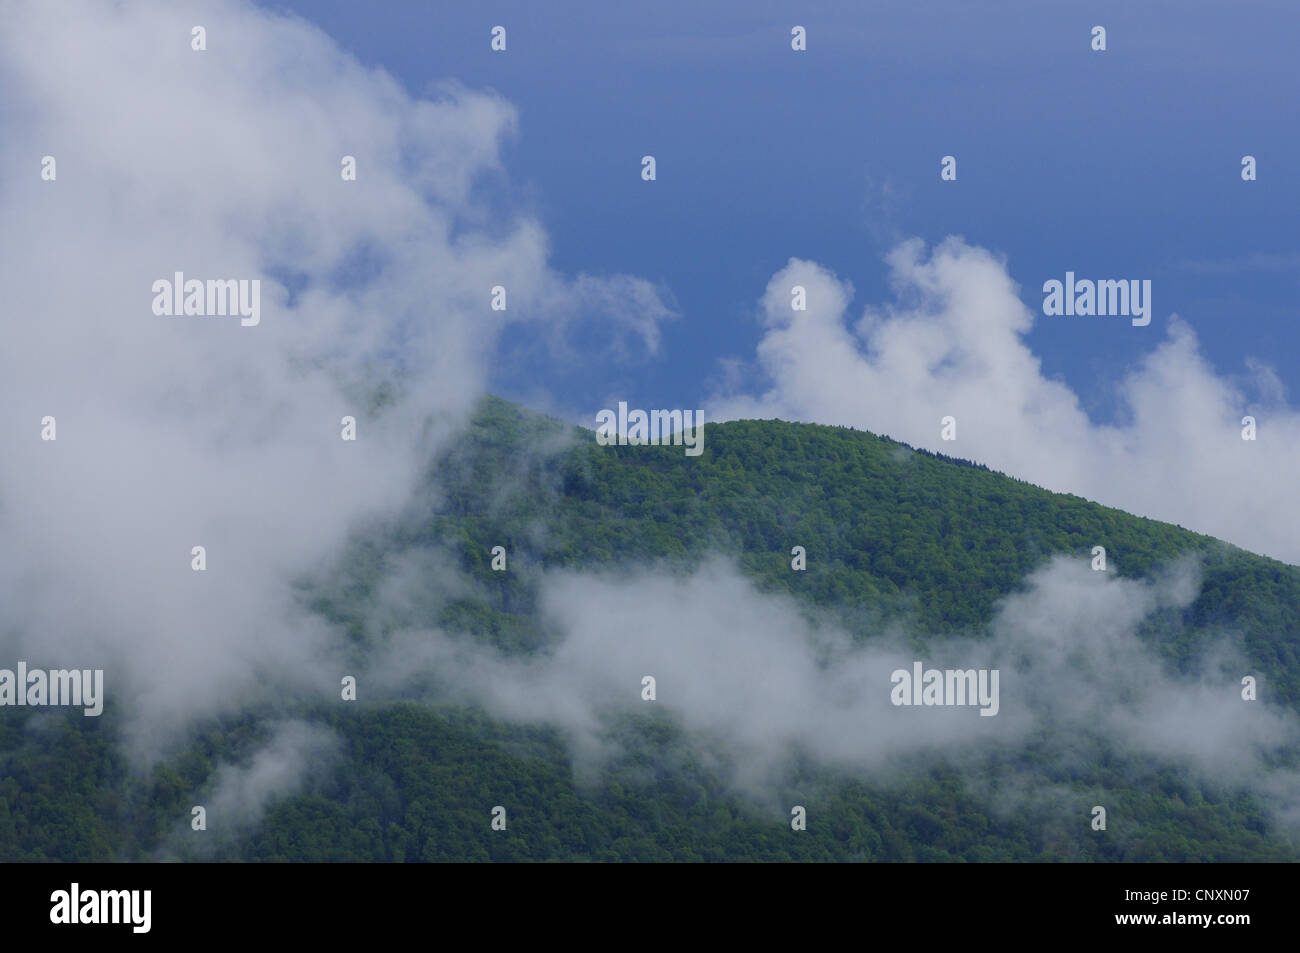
[2,0,1295,849]
[365,553,1300,827]
[0,0,673,809]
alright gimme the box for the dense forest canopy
[2,395,1297,861]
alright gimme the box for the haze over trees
[2,396,1296,862]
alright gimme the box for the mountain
[2,395,1297,861]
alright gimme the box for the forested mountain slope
[2,395,1297,861]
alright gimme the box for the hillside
[2,395,1298,861]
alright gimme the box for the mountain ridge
[2,393,1297,862]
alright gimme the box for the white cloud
[368,556,1300,825]
[164,720,338,858]
[709,238,1300,564]
[0,0,674,773]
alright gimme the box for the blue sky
[8,1,1283,564]
[0,0,1297,798]
[274,0,1298,424]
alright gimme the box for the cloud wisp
[366,554,1300,828]
[708,239,1300,565]
[0,0,674,802]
